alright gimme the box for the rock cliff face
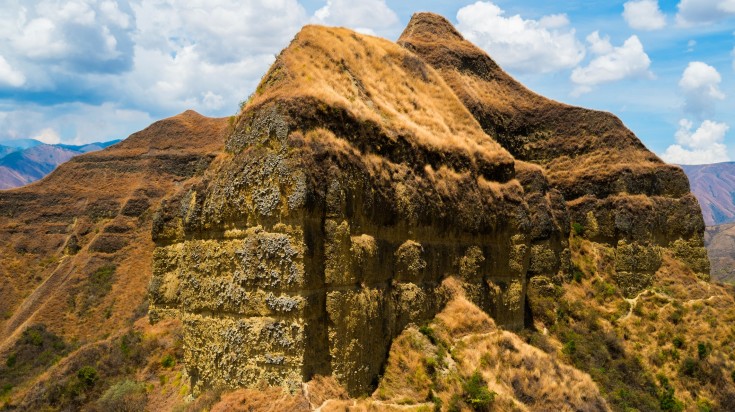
[149,14,709,396]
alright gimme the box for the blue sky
[0,1,733,164]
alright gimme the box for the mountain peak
[399,12,465,44]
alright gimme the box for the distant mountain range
[0,139,120,189]
[681,162,735,226]
[681,162,735,283]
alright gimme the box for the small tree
[463,371,495,411]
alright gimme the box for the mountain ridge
[0,13,730,412]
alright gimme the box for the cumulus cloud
[312,0,399,35]
[0,102,153,144]
[132,0,307,64]
[456,1,585,73]
[623,0,666,30]
[7,0,135,73]
[679,61,725,117]
[676,0,735,26]
[570,33,652,95]
[0,55,25,87]
[32,127,61,144]
[661,119,730,164]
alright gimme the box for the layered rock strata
[149,25,569,395]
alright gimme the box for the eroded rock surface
[149,14,709,397]
[150,25,570,395]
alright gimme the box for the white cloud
[12,18,69,59]
[456,1,585,74]
[570,33,652,95]
[312,0,399,35]
[586,31,614,55]
[538,14,570,29]
[0,102,154,144]
[0,55,25,87]
[676,0,735,26]
[32,127,60,144]
[120,44,274,114]
[623,0,666,30]
[3,0,135,74]
[661,119,730,164]
[679,61,725,117]
[132,0,307,64]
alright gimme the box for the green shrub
[573,268,583,283]
[668,307,685,325]
[658,375,683,411]
[74,265,117,314]
[419,325,437,345]
[563,338,577,356]
[679,357,700,377]
[697,342,711,360]
[0,324,69,400]
[731,370,735,383]
[6,353,16,368]
[77,366,98,386]
[672,336,684,349]
[696,397,713,412]
[462,371,495,411]
[1,383,12,396]
[97,380,147,412]
[161,354,175,368]
[572,222,585,236]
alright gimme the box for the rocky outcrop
[149,25,571,395]
[398,12,709,292]
[149,13,709,398]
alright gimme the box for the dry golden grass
[366,285,607,411]
[535,235,735,410]
[245,25,514,173]
[210,387,310,412]
[398,13,687,200]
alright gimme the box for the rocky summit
[147,13,708,397]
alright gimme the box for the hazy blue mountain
[681,162,735,226]
[0,139,44,150]
[0,139,121,190]
[0,145,18,159]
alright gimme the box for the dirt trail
[0,257,73,351]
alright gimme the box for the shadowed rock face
[398,13,709,289]
[149,14,708,397]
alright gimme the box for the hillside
[681,162,735,226]
[705,223,735,283]
[0,140,121,190]
[0,12,729,412]
[0,110,227,408]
